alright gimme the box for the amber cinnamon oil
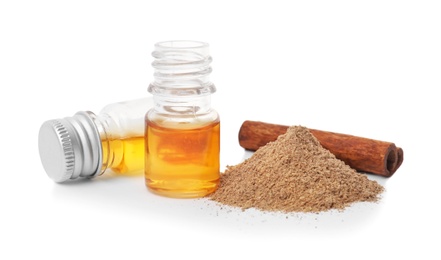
[145,119,220,198]
[102,137,145,174]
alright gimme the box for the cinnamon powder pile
[210,126,384,213]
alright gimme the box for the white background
[1,0,440,259]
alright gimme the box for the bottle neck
[148,40,216,102]
[88,112,123,175]
[152,94,213,116]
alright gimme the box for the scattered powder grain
[210,126,384,213]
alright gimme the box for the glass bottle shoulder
[146,108,219,130]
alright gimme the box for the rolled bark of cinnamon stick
[238,121,403,177]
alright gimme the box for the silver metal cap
[38,111,103,182]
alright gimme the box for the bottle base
[146,179,218,198]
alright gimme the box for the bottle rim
[154,40,209,50]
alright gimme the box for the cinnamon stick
[238,121,403,177]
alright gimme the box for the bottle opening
[155,40,208,50]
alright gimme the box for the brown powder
[210,126,384,213]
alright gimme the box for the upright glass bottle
[39,98,153,182]
[145,41,220,198]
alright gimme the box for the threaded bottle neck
[148,40,216,97]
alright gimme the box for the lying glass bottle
[38,98,153,182]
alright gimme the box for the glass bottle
[145,40,220,198]
[38,97,153,182]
